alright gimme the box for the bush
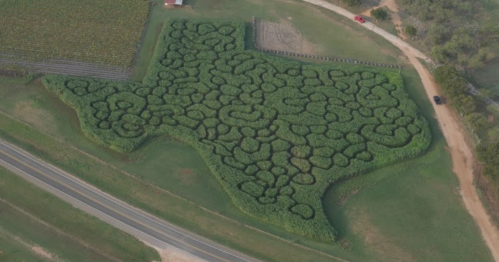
[405,26,417,36]
[370,8,389,21]
[43,19,431,243]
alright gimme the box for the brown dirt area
[154,246,203,262]
[255,19,318,53]
[349,209,416,262]
[32,246,54,259]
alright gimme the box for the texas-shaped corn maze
[43,19,431,241]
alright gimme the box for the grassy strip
[0,108,349,262]
[0,165,160,262]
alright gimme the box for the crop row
[0,0,150,67]
[43,19,431,242]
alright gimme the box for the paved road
[0,139,257,262]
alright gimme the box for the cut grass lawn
[0,166,159,262]
[0,67,493,262]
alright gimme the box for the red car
[354,16,366,23]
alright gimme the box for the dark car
[433,96,442,105]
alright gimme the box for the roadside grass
[0,166,160,262]
[0,230,43,262]
[130,0,403,80]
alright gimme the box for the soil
[305,0,499,260]
[156,247,203,262]
[255,19,318,54]
[32,246,54,259]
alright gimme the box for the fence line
[251,17,402,69]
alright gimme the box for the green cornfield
[43,19,431,241]
[0,0,149,67]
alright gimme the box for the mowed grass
[0,0,149,67]
[0,166,160,262]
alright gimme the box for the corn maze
[43,19,431,241]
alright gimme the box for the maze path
[43,19,431,241]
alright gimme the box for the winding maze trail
[304,0,499,260]
[43,19,430,241]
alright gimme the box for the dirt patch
[152,246,202,262]
[13,100,55,135]
[255,19,318,54]
[32,246,54,259]
[349,209,415,262]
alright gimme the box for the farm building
[164,0,183,7]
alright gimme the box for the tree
[487,127,499,142]
[477,142,499,182]
[465,112,488,129]
[370,8,388,21]
[454,94,476,114]
[342,0,361,6]
[405,26,417,36]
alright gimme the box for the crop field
[0,0,149,67]
[43,19,431,241]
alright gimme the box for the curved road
[303,0,499,261]
[0,139,257,262]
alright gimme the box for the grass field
[0,166,159,262]
[0,0,149,67]
[0,0,493,260]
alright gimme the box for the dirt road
[304,0,499,261]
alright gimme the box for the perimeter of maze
[43,19,431,241]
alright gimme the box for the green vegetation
[399,0,499,69]
[342,0,361,6]
[370,8,388,21]
[405,26,417,37]
[0,68,492,262]
[0,0,149,66]
[0,166,159,262]
[0,0,492,260]
[43,19,431,241]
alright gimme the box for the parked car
[354,16,366,23]
[433,96,442,105]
